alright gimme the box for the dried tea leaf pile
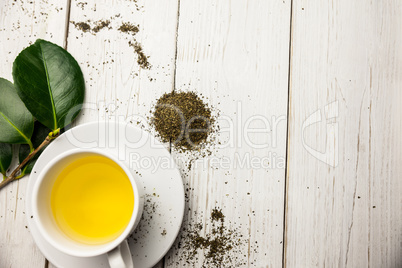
[151,91,215,150]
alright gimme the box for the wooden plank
[285,0,402,267]
[52,0,179,267]
[164,0,291,267]
[0,0,70,267]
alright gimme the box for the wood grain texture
[285,0,402,267]
[164,0,291,267]
[3,0,401,267]
[0,0,69,267]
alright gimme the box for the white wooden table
[1,0,401,267]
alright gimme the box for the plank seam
[171,0,181,93]
[63,0,72,49]
[282,0,294,267]
[165,1,181,267]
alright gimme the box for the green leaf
[19,122,52,176]
[0,78,34,145]
[12,39,85,131]
[0,143,12,177]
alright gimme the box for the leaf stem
[0,129,60,190]
[28,140,34,153]
[15,172,25,180]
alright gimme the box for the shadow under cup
[32,149,142,258]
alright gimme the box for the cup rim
[32,148,141,257]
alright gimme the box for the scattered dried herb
[118,22,139,35]
[131,193,161,242]
[151,91,214,151]
[76,2,87,9]
[71,21,91,32]
[211,207,224,222]
[92,19,110,33]
[128,41,151,69]
[177,207,245,267]
[71,20,110,33]
[70,16,151,70]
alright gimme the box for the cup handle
[107,240,134,268]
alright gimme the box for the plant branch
[0,129,60,190]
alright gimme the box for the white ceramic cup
[32,149,144,268]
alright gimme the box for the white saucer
[25,121,184,268]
